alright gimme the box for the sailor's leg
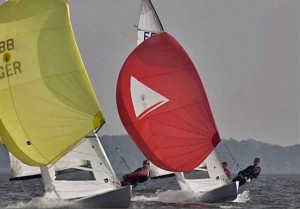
[239,178,246,187]
[232,175,242,182]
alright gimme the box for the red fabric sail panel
[116,32,220,172]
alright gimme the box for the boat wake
[132,191,210,208]
[6,197,72,208]
[131,195,159,202]
[133,190,250,205]
[157,190,203,203]
[132,190,199,203]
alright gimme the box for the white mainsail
[9,153,41,180]
[176,151,231,192]
[8,148,85,181]
[137,0,164,46]
[7,132,127,205]
[41,133,120,200]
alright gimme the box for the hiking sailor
[232,157,261,187]
[121,160,150,187]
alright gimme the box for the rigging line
[116,147,131,173]
[101,123,131,173]
[222,141,242,170]
[50,128,103,183]
[19,181,33,199]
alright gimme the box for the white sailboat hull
[196,181,239,203]
[72,185,132,208]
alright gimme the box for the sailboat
[116,0,238,202]
[0,0,131,208]
[136,0,203,180]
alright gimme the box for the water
[0,174,299,208]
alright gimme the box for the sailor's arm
[252,166,261,178]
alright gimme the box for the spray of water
[132,189,250,205]
[6,197,72,208]
[232,190,250,203]
[131,195,159,202]
[157,190,203,203]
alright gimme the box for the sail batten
[0,0,104,166]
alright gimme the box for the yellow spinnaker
[0,0,105,166]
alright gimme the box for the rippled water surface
[0,174,299,208]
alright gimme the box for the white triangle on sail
[130,76,169,119]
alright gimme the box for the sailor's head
[254,157,260,165]
[143,160,150,167]
[222,161,228,168]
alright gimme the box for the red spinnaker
[116,32,220,172]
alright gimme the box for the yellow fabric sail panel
[0,0,105,166]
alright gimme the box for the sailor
[232,157,261,187]
[222,161,231,179]
[121,160,150,187]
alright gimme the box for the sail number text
[0,62,22,79]
[0,39,14,53]
[144,32,156,41]
[0,38,22,79]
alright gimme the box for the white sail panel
[9,153,41,180]
[41,135,120,200]
[9,146,86,180]
[137,0,164,45]
[202,150,230,183]
[176,150,230,192]
[149,163,173,179]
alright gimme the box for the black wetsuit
[232,165,261,187]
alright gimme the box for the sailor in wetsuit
[232,157,261,187]
[121,160,150,187]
